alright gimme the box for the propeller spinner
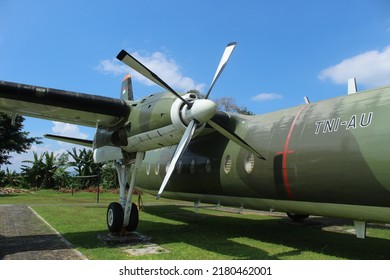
[116,42,265,199]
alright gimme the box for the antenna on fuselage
[348,78,357,95]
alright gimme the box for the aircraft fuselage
[136,86,390,224]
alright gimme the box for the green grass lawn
[2,189,390,260]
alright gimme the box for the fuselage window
[176,159,183,175]
[146,164,151,176]
[224,155,232,174]
[190,158,197,174]
[244,153,255,174]
[165,160,171,174]
[205,158,212,173]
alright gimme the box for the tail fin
[121,74,134,100]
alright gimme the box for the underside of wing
[44,134,93,147]
[0,80,130,127]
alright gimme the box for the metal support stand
[237,203,244,214]
[194,199,201,212]
[354,220,367,239]
[123,152,145,227]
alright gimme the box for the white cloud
[5,144,68,172]
[96,51,205,92]
[252,93,283,102]
[51,121,88,139]
[96,59,129,76]
[319,45,390,87]
[4,123,90,172]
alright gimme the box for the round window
[176,159,183,174]
[190,158,197,174]
[146,164,151,175]
[165,160,171,174]
[155,162,160,175]
[205,159,212,173]
[223,155,232,174]
[244,153,255,174]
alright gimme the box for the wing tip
[116,49,128,61]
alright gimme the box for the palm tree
[21,151,59,189]
[68,148,103,188]
[21,152,45,189]
[41,152,58,189]
[0,168,20,187]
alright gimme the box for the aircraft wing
[0,80,129,127]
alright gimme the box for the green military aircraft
[0,43,388,239]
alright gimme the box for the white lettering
[315,121,324,134]
[346,115,357,130]
[360,112,373,127]
[315,113,373,134]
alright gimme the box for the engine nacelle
[93,127,128,163]
[123,93,207,152]
[93,146,123,163]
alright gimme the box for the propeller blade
[116,50,191,106]
[157,120,197,199]
[207,118,266,160]
[205,42,237,99]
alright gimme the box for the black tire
[107,202,124,233]
[126,202,139,232]
[287,212,309,222]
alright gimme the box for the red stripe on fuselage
[282,105,308,199]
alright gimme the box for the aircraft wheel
[126,202,139,232]
[107,202,124,233]
[287,212,309,222]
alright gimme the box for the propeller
[157,119,197,199]
[117,42,265,199]
[205,42,237,99]
[116,50,191,107]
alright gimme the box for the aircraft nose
[183,99,217,124]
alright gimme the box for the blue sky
[1,0,390,171]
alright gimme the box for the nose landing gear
[106,152,144,234]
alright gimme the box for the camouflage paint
[136,86,390,223]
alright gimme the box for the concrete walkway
[0,205,86,260]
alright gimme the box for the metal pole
[72,175,74,197]
[97,173,100,204]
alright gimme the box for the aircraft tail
[121,74,134,101]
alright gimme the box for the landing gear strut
[106,152,144,234]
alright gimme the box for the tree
[21,152,45,189]
[41,152,58,189]
[214,97,255,115]
[236,106,255,116]
[0,168,20,187]
[186,90,255,115]
[100,163,118,189]
[68,148,103,188]
[21,151,71,189]
[53,153,72,189]
[0,113,41,165]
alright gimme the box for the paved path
[0,205,86,260]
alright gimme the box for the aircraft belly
[137,189,390,223]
